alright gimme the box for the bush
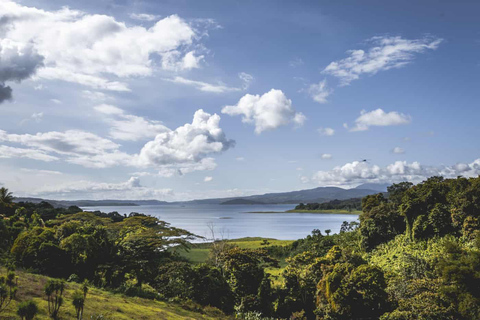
[17,300,38,320]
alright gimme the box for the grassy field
[174,237,293,288]
[286,209,361,214]
[0,269,227,320]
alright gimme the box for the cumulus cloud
[204,176,213,182]
[323,36,442,86]
[321,153,332,159]
[136,109,234,174]
[308,79,333,104]
[392,147,405,154]
[0,39,44,103]
[318,127,335,136]
[95,104,170,141]
[0,108,233,174]
[0,1,204,91]
[349,109,411,131]
[222,89,306,134]
[307,158,480,187]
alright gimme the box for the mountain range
[14,183,387,207]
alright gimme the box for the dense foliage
[295,198,362,212]
[1,176,480,319]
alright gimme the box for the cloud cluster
[222,89,306,134]
[95,104,169,141]
[305,159,480,187]
[0,39,44,102]
[136,109,234,172]
[0,1,203,92]
[0,109,233,174]
[323,36,442,86]
[306,36,442,103]
[348,108,411,131]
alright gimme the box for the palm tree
[0,187,14,216]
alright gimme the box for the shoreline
[245,209,361,214]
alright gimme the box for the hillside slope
[0,269,227,320]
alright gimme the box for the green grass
[286,209,361,214]
[175,237,294,289]
[0,269,227,320]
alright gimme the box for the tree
[72,290,85,320]
[324,229,331,236]
[17,300,38,320]
[0,187,14,216]
[387,182,413,206]
[45,279,65,319]
[0,271,17,313]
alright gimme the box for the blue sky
[0,0,479,200]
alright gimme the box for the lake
[82,204,359,240]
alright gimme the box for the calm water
[82,204,359,240]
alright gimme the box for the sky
[0,0,479,200]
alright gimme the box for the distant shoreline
[245,209,361,214]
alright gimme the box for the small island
[286,198,362,214]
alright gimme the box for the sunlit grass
[0,268,226,319]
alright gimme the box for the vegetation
[292,198,362,213]
[1,176,480,319]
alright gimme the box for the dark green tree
[17,300,38,320]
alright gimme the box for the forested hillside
[1,176,480,319]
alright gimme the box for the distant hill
[220,199,265,205]
[177,186,381,205]
[14,198,169,208]
[354,183,390,192]
[14,186,383,207]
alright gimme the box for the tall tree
[0,187,14,216]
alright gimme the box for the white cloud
[1,109,233,174]
[350,108,411,131]
[161,50,204,71]
[222,89,306,134]
[204,176,213,182]
[94,104,170,141]
[392,147,405,154]
[308,79,333,104]
[307,158,480,187]
[318,127,335,136]
[0,129,131,168]
[321,153,332,159]
[34,176,173,200]
[136,109,234,174]
[50,99,62,104]
[323,36,442,86]
[129,13,160,21]
[165,76,240,93]
[0,145,58,162]
[236,157,245,161]
[0,1,203,91]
